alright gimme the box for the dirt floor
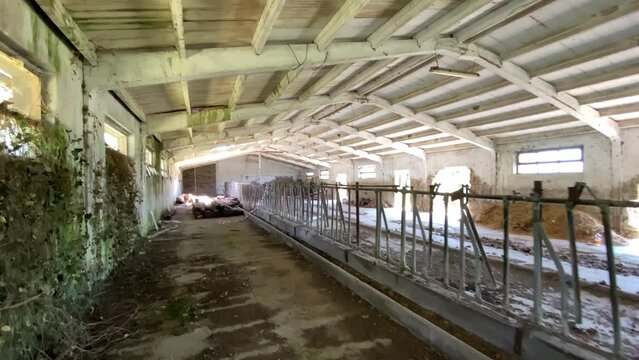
[87,207,444,360]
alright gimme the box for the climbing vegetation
[0,102,142,359]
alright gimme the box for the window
[358,164,377,179]
[306,171,314,180]
[516,146,583,174]
[319,170,329,180]
[160,157,169,178]
[104,123,128,154]
[145,148,154,166]
[0,51,41,120]
[0,50,41,157]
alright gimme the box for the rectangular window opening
[358,164,377,179]
[319,170,329,180]
[516,146,583,174]
[104,123,128,155]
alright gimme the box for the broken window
[358,164,376,179]
[516,146,583,174]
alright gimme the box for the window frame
[515,145,584,175]
[319,170,329,180]
[358,164,377,179]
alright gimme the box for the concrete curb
[246,211,491,360]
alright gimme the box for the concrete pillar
[610,137,623,232]
[82,87,107,271]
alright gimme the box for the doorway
[335,173,348,202]
[431,166,471,221]
[394,169,411,209]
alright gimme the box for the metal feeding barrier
[240,181,639,357]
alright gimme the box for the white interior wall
[215,155,305,195]
[496,132,612,197]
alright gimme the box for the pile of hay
[476,203,626,244]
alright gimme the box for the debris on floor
[192,195,244,219]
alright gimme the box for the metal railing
[240,180,639,357]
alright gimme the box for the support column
[82,87,107,272]
[611,137,623,233]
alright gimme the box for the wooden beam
[169,0,186,58]
[111,89,146,122]
[320,119,425,159]
[252,0,288,54]
[259,152,316,169]
[180,81,191,115]
[455,0,545,43]
[367,0,437,48]
[292,133,383,163]
[315,0,371,51]
[466,45,621,139]
[414,0,493,45]
[298,63,352,102]
[265,67,307,106]
[228,74,247,111]
[86,39,439,90]
[357,55,436,95]
[329,59,396,97]
[504,2,639,60]
[34,0,97,65]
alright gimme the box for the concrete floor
[94,207,443,359]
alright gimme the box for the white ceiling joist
[329,59,396,98]
[357,56,436,95]
[299,63,352,102]
[320,119,425,160]
[34,0,98,65]
[169,0,186,58]
[252,0,288,55]
[180,81,192,115]
[292,133,383,164]
[228,74,247,111]
[85,39,441,90]
[413,0,494,45]
[366,95,495,151]
[367,0,437,48]
[111,89,146,122]
[259,152,317,170]
[463,45,621,139]
[454,0,545,43]
[315,0,371,51]
[264,67,304,106]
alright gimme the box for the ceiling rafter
[463,45,621,139]
[298,63,352,102]
[357,56,437,95]
[367,0,437,48]
[315,0,371,51]
[251,0,288,55]
[413,0,494,45]
[34,0,98,65]
[169,0,186,58]
[291,133,383,163]
[366,95,495,151]
[319,119,425,160]
[454,0,546,43]
[228,74,247,111]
